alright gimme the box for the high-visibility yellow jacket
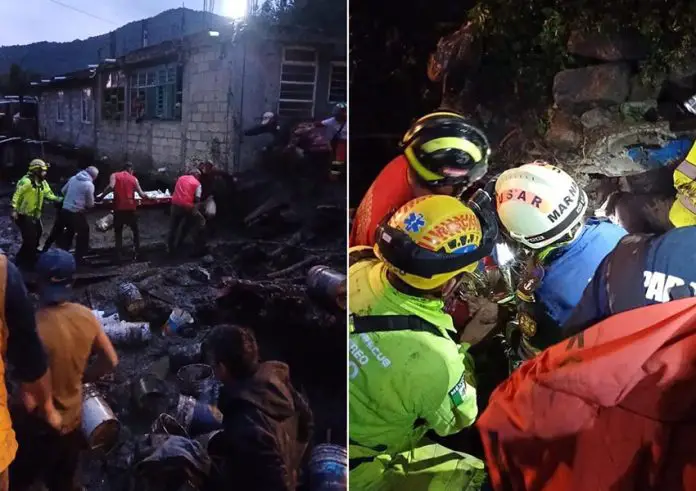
[11,175,61,219]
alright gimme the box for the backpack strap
[352,314,445,339]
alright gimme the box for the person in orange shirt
[10,248,118,491]
[350,111,491,247]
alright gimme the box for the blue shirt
[534,219,627,345]
[565,226,696,334]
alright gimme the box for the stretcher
[95,190,172,209]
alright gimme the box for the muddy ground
[0,165,346,490]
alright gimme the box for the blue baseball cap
[36,248,76,304]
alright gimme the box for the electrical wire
[46,0,118,25]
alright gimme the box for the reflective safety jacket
[478,298,696,491]
[532,218,626,346]
[348,252,478,464]
[11,175,61,219]
[672,140,696,226]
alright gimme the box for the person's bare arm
[134,178,148,200]
[83,328,118,383]
[97,174,116,200]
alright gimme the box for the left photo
[0,1,347,490]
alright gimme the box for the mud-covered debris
[94,310,152,346]
[118,281,146,317]
[189,267,211,283]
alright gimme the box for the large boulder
[553,63,631,113]
[629,73,665,101]
[668,57,696,88]
[567,30,648,62]
[580,107,617,129]
[545,111,583,150]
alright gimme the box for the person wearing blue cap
[0,253,60,491]
[9,248,118,491]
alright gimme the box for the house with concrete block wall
[35,22,346,173]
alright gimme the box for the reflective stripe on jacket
[11,175,60,219]
[348,253,478,457]
[674,141,696,215]
[171,175,200,209]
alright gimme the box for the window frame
[127,62,182,121]
[81,87,93,124]
[278,46,318,119]
[327,61,347,104]
[56,91,64,123]
[102,71,126,122]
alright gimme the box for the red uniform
[350,156,413,247]
[172,175,201,209]
[478,298,696,491]
[112,171,138,211]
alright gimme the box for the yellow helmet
[28,159,48,172]
[374,194,495,290]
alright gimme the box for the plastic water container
[309,444,347,490]
[96,213,114,232]
[163,308,194,336]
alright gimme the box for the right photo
[349,2,696,490]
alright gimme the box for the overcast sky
[0,0,242,46]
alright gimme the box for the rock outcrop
[553,63,631,112]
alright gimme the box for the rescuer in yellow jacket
[11,159,62,267]
[349,192,498,490]
[670,141,696,227]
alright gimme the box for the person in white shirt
[316,103,347,177]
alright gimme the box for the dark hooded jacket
[217,361,314,490]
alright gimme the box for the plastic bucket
[309,444,347,490]
[132,375,169,414]
[194,429,225,457]
[174,395,223,437]
[177,364,214,398]
[163,308,194,336]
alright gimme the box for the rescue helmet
[333,102,347,115]
[495,162,588,250]
[374,194,495,290]
[400,111,490,191]
[28,159,49,173]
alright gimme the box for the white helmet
[495,162,588,249]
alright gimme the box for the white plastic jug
[204,196,217,218]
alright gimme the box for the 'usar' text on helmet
[495,162,588,250]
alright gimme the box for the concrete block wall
[39,88,96,148]
[37,34,347,174]
[183,43,234,168]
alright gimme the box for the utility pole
[180,2,186,38]
[141,19,149,48]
